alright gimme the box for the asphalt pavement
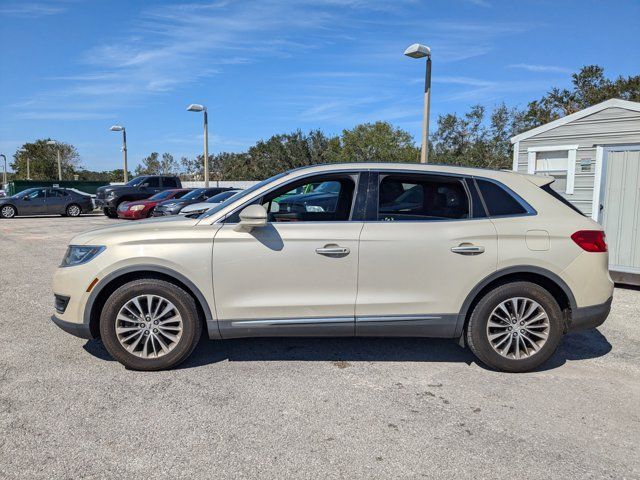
[1,216,638,479]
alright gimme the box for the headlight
[163,202,177,207]
[184,208,207,216]
[60,245,106,267]
[106,191,116,198]
[129,204,145,211]
[305,205,325,212]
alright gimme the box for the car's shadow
[83,328,612,372]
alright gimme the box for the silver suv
[52,164,613,372]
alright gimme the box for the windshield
[11,188,38,198]
[200,172,289,219]
[149,190,177,201]
[125,177,146,187]
[205,190,240,204]
[313,181,341,194]
[180,188,206,200]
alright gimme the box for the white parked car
[52,163,613,372]
[179,189,241,216]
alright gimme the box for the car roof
[282,162,550,186]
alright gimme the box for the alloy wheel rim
[68,205,80,216]
[486,297,550,360]
[115,295,183,359]
[1,206,14,218]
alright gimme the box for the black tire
[466,281,563,373]
[1,205,16,218]
[104,207,118,219]
[146,207,155,218]
[65,203,82,217]
[100,278,202,371]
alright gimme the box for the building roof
[510,98,640,144]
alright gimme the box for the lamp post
[109,125,128,182]
[18,148,30,180]
[0,154,6,187]
[404,43,432,164]
[46,140,62,181]
[187,104,209,187]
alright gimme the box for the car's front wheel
[103,207,118,218]
[1,205,16,218]
[466,281,563,373]
[100,278,202,370]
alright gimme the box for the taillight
[571,230,607,252]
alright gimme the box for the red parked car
[117,189,192,220]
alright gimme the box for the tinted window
[182,188,206,200]
[162,177,178,188]
[206,190,240,204]
[378,174,469,221]
[47,189,67,197]
[476,179,527,216]
[26,189,46,199]
[144,177,160,188]
[149,190,177,201]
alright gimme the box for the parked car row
[91,175,241,220]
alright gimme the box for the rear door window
[162,177,178,188]
[377,174,470,221]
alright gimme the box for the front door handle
[451,244,485,255]
[316,244,350,257]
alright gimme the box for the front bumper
[117,208,146,219]
[568,297,612,333]
[51,315,94,339]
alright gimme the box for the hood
[69,215,199,246]
[157,198,199,208]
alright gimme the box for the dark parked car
[95,175,182,218]
[152,187,234,216]
[276,181,341,215]
[0,187,94,218]
[117,188,192,220]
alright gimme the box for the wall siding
[513,106,640,217]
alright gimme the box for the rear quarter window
[475,179,528,217]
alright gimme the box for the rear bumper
[51,315,94,339]
[568,297,612,333]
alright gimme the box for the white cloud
[508,63,572,74]
[0,2,66,17]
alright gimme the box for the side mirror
[234,204,268,232]
[23,195,30,201]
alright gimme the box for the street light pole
[404,43,432,164]
[46,140,62,180]
[0,154,6,187]
[187,104,209,187]
[17,148,30,180]
[110,125,128,182]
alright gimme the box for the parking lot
[0,215,639,479]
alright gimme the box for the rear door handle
[316,244,350,257]
[451,244,485,255]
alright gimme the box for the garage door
[601,149,640,273]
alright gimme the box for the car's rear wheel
[466,281,563,373]
[1,205,16,218]
[65,204,81,217]
[100,279,202,370]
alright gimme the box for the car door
[19,188,48,215]
[211,171,366,338]
[45,189,66,214]
[355,171,498,337]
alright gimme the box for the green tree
[134,152,161,176]
[339,121,419,163]
[519,65,640,130]
[430,103,521,169]
[159,153,179,175]
[10,139,81,180]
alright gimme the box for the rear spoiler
[518,172,555,187]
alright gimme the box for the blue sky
[0,0,638,172]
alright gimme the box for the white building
[511,98,640,284]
